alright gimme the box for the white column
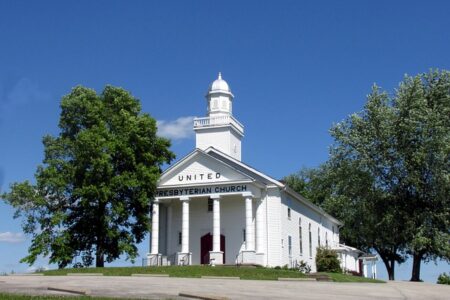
[363,261,368,278]
[373,261,377,279]
[244,193,254,251]
[166,204,172,254]
[180,197,190,253]
[212,195,221,252]
[255,199,264,253]
[151,200,159,254]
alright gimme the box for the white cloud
[0,232,26,243]
[157,116,195,140]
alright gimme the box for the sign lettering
[178,172,221,182]
[156,184,247,197]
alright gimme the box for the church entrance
[200,233,225,264]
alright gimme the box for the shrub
[437,272,450,285]
[295,260,311,273]
[315,247,342,273]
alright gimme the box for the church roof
[157,146,343,226]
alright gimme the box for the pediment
[158,150,253,187]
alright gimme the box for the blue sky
[0,0,449,282]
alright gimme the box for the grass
[41,266,383,282]
[324,272,385,283]
[0,294,137,300]
[43,265,307,280]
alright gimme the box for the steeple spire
[194,74,244,161]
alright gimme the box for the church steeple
[194,73,244,161]
[206,72,234,116]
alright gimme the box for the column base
[176,252,192,266]
[147,253,162,266]
[255,252,265,266]
[209,251,224,266]
[239,250,256,265]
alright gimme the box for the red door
[200,233,225,264]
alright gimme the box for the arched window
[299,218,303,255]
[308,223,312,258]
[318,228,321,247]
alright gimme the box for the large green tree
[285,70,450,281]
[1,86,175,268]
[392,72,450,281]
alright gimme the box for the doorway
[200,233,225,264]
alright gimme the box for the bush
[437,272,450,285]
[295,260,311,274]
[315,247,342,273]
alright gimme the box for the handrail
[193,115,244,131]
[235,251,244,266]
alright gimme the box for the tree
[1,86,175,268]
[392,71,450,281]
[285,70,450,281]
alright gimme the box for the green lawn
[41,266,383,282]
[0,294,136,300]
[323,272,385,283]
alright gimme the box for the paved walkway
[1,275,449,300]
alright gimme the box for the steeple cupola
[194,73,244,161]
[206,72,234,116]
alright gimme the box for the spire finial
[218,72,222,80]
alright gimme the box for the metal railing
[235,252,244,265]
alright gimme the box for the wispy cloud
[0,77,50,118]
[0,232,25,243]
[157,116,195,140]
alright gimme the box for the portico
[148,182,264,266]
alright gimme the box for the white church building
[147,73,373,274]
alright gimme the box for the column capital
[153,198,160,203]
[179,196,190,202]
[242,192,253,198]
[210,194,221,200]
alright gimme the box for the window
[287,207,291,219]
[332,226,335,245]
[178,232,182,245]
[299,218,303,255]
[318,228,321,247]
[325,232,328,247]
[288,235,292,256]
[308,224,312,258]
[243,229,246,242]
[207,198,213,212]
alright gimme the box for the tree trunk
[379,254,395,280]
[96,248,104,268]
[410,252,423,282]
[389,259,395,281]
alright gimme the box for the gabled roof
[159,147,343,226]
[158,148,255,187]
